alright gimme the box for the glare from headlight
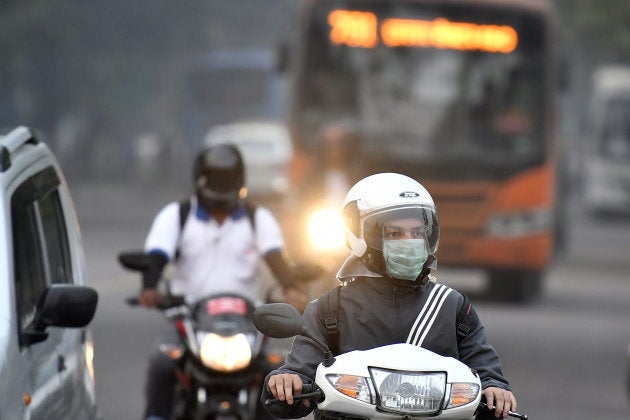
[307,208,346,251]
[199,332,252,372]
[85,339,95,384]
[370,368,446,415]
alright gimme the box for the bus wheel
[486,269,543,303]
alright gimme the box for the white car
[0,126,100,419]
[203,120,293,198]
[581,66,630,216]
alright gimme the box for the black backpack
[316,284,477,356]
[178,199,257,231]
[175,199,257,258]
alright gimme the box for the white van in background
[581,65,630,216]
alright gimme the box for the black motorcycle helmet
[193,143,246,212]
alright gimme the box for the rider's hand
[482,387,516,418]
[139,288,162,307]
[267,373,311,408]
[282,287,309,314]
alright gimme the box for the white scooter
[253,303,527,420]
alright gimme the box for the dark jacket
[262,257,510,419]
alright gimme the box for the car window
[11,166,73,339]
[12,179,48,331]
[39,189,72,284]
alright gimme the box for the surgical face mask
[383,238,428,281]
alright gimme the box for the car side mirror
[22,284,98,346]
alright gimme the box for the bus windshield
[181,49,288,150]
[296,2,547,174]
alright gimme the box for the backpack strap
[178,199,191,231]
[174,199,192,261]
[456,293,479,342]
[244,201,257,234]
[317,285,342,356]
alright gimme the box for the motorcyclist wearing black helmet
[262,173,517,419]
[140,143,307,420]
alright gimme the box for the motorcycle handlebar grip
[264,384,320,407]
[479,402,528,420]
[125,295,186,309]
[126,297,140,306]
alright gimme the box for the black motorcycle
[118,251,296,420]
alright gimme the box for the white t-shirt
[144,197,285,303]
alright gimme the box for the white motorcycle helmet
[341,173,439,279]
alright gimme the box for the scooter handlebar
[478,402,528,420]
[263,387,528,419]
[264,383,321,407]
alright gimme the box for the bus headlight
[307,207,346,251]
[485,208,551,237]
[198,332,252,372]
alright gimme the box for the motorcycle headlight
[370,368,446,415]
[198,332,252,372]
[307,207,345,251]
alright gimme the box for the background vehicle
[0,126,100,419]
[254,303,528,420]
[284,0,563,302]
[118,250,296,420]
[203,120,293,201]
[580,65,630,217]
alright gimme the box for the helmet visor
[197,170,243,194]
[363,206,439,254]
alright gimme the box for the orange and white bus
[284,0,563,302]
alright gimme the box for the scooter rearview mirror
[253,303,304,338]
[118,250,153,272]
[254,302,337,367]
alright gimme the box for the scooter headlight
[370,368,446,415]
[198,332,252,372]
[326,370,480,415]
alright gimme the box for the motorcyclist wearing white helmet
[262,172,517,419]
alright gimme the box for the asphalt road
[72,181,630,420]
